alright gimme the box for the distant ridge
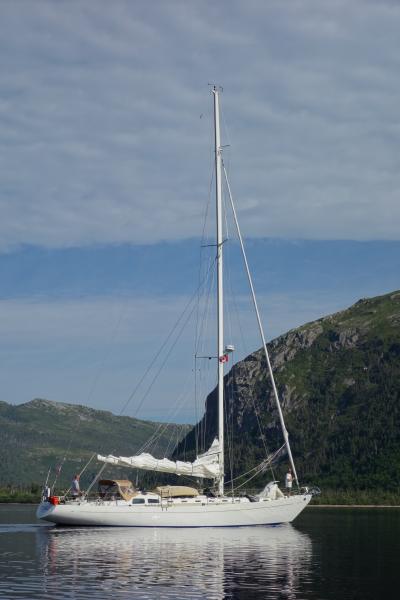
[0,399,190,487]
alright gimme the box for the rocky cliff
[175,290,400,491]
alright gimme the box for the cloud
[0,0,400,252]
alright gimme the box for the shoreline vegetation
[0,485,41,504]
[0,486,399,506]
[309,489,400,506]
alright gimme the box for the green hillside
[0,399,189,491]
[175,290,400,498]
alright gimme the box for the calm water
[0,505,398,599]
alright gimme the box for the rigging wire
[82,253,219,494]
[217,105,278,488]
[222,160,297,485]
[136,367,194,456]
[191,235,217,456]
[219,215,236,496]
[127,256,216,422]
[225,444,285,492]
[194,166,214,457]
[220,165,276,484]
[198,264,216,453]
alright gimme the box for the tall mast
[213,86,224,496]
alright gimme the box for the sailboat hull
[37,494,311,527]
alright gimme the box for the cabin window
[148,499,159,504]
[131,498,145,504]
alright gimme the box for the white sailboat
[37,88,313,527]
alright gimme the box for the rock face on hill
[175,290,400,491]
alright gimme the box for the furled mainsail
[97,438,221,479]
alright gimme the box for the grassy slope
[0,399,190,490]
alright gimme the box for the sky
[0,0,399,423]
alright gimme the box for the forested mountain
[175,290,400,492]
[0,399,189,488]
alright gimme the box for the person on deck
[71,474,81,499]
[285,468,293,496]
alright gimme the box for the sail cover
[97,438,221,479]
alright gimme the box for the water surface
[0,505,398,599]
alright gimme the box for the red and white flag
[219,354,229,363]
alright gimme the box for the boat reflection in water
[37,524,312,599]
